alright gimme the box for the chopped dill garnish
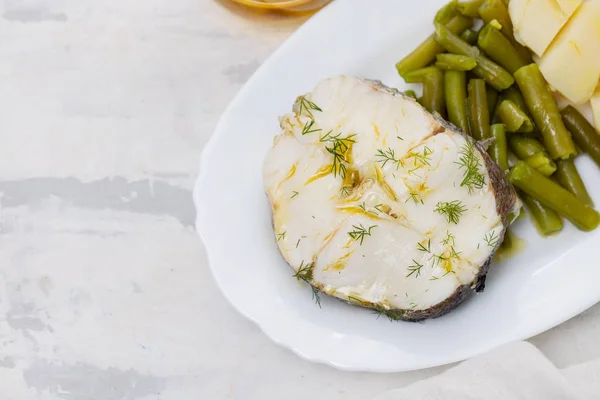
[484,231,500,248]
[348,224,377,245]
[397,135,404,141]
[296,238,301,248]
[406,192,424,205]
[406,146,433,167]
[375,147,403,169]
[301,119,322,135]
[434,200,467,224]
[294,261,321,307]
[408,167,421,177]
[409,302,418,310]
[406,259,424,278]
[417,239,431,253]
[291,191,299,198]
[340,186,351,197]
[374,308,405,321]
[348,295,372,306]
[359,202,366,211]
[449,246,461,259]
[429,270,452,281]
[320,130,356,179]
[430,252,447,266]
[277,231,286,242]
[297,96,322,118]
[456,142,485,194]
[311,287,321,307]
[294,261,313,281]
[441,230,455,246]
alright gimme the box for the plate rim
[194,0,600,372]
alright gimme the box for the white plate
[194,0,600,372]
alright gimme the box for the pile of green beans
[394,0,600,237]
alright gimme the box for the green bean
[435,1,459,24]
[489,124,508,170]
[478,0,532,62]
[435,53,477,71]
[508,161,600,231]
[396,16,473,76]
[554,159,594,206]
[502,86,539,133]
[498,100,533,133]
[509,137,557,175]
[491,98,502,124]
[514,64,577,160]
[525,152,557,176]
[434,23,514,90]
[456,0,484,17]
[404,67,445,116]
[477,24,529,74]
[561,106,600,167]
[445,70,470,134]
[404,90,417,99]
[502,86,529,116]
[486,86,498,117]
[478,0,513,39]
[460,29,479,45]
[521,194,563,236]
[467,79,490,140]
[508,136,546,159]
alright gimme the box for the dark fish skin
[290,78,519,322]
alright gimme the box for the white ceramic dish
[194,0,600,372]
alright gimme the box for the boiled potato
[538,1,600,104]
[509,0,582,57]
[591,85,600,133]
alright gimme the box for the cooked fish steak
[263,76,520,321]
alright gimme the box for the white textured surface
[0,0,599,399]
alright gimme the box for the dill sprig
[348,224,377,245]
[449,246,461,259]
[434,200,467,224]
[340,186,352,197]
[277,231,286,242]
[456,142,485,194]
[293,261,321,307]
[417,239,431,253]
[406,146,433,167]
[406,259,424,278]
[298,96,322,118]
[301,119,322,135]
[429,270,452,281]
[320,130,356,179]
[441,230,455,246]
[291,191,299,198]
[375,147,403,169]
[406,192,424,205]
[348,295,373,307]
[294,260,313,281]
[408,167,421,177]
[484,231,500,248]
[430,252,448,266]
[374,308,405,321]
